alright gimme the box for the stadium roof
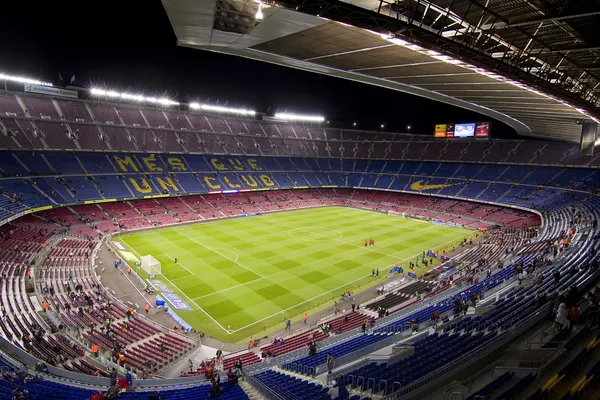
[162,0,600,142]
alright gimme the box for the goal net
[140,255,161,276]
[387,210,406,218]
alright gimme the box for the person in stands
[555,303,569,330]
[328,380,340,399]
[227,368,238,386]
[234,358,243,378]
[327,353,335,375]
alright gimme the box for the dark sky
[0,0,516,136]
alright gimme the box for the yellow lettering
[141,154,162,172]
[129,178,152,193]
[167,157,186,171]
[156,177,179,192]
[224,176,241,188]
[204,176,221,189]
[259,174,275,187]
[241,174,258,187]
[114,156,138,172]
[228,159,244,171]
[247,159,261,171]
[211,158,227,171]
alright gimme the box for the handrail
[383,304,551,399]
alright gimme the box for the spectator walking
[216,348,223,371]
[569,305,580,331]
[555,303,569,330]
[327,353,335,375]
[125,370,133,387]
[234,358,243,377]
[285,318,291,331]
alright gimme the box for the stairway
[239,379,267,400]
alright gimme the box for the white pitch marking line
[114,239,231,334]
[158,272,232,334]
[262,215,417,259]
[229,273,372,333]
[288,227,343,241]
[170,274,196,282]
[191,277,265,300]
[212,248,239,263]
[229,232,469,334]
[184,236,265,279]
[161,254,196,276]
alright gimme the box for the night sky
[0,0,516,136]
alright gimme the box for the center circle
[288,228,343,241]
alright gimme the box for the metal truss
[272,0,600,114]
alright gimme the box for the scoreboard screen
[434,122,490,138]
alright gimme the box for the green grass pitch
[116,206,472,342]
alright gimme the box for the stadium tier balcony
[165,110,193,130]
[115,106,147,126]
[101,126,137,151]
[186,113,212,132]
[0,94,26,115]
[140,109,169,128]
[69,123,110,151]
[55,99,92,121]
[20,96,61,120]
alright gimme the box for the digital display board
[475,122,490,137]
[434,124,447,138]
[454,123,476,138]
[434,122,490,138]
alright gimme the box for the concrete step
[239,379,267,400]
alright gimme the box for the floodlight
[274,113,325,122]
[199,104,256,115]
[90,87,179,106]
[0,73,52,86]
[189,102,201,110]
[255,4,264,21]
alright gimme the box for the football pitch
[116,206,471,342]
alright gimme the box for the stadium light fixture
[199,104,256,116]
[380,123,385,129]
[275,113,325,123]
[0,72,52,86]
[407,125,411,130]
[90,87,179,106]
[255,3,264,21]
[353,122,357,127]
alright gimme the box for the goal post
[140,255,161,277]
[387,210,406,218]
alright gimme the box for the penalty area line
[158,273,233,334]
[191,277,265,301]
[229,273,372,334]
[185,236,265,279]
[160,254,196,276]
[119,240,232,334]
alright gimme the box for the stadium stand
[0,92,599,399]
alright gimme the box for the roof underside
[162,0,600,142]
